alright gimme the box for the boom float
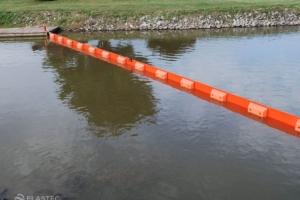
[49,33,300,138]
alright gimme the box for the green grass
[0,0,300,12]
[0,0,299,28]
[0,11,21,27]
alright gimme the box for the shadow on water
[33,41,159,137]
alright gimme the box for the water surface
[0,27,300,200]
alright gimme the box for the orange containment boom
[49,33,300,138]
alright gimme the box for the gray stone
[157,21,164,26]
[67,9,300,31]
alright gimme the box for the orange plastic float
[88,47,95,54]
[156,70,168,79]
[102,51,110,58]
[210,89,227,102]
[135,62,145,71]
[50,33,54,40]
[57,36,63,44]
[76,42,83,50]
[248,103,268,117]
[296,120,300,132]
[181,78,194,90]
[66,39,72,47]
[49,33,300,138]
[117,56,126,64]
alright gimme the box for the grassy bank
[1,0,300,12]
[0,0,300,29]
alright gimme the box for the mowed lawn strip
[1,0,300,12]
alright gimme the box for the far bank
[1,0,300,31]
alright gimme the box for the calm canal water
[0,27,300,200]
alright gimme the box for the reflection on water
[41,43,158,137]
[63,26,300,116]
[1,27,300,200]
[147,37,196,60]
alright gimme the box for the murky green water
[1,27,300,200]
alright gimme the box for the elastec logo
[14,194,25,200]
[14,194,60,200]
